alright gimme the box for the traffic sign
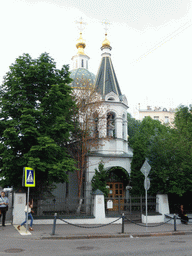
[144,177,150,190]
[140,159,151,177]
[140,159,151,231]
[24,167,35,187]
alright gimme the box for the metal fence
[105,195,156,220]
[28,195,156,220]
[31,196,94,218]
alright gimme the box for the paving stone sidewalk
[1,220,192,240]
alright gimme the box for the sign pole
[26,187,30,233]
[145,176,148,232]
[140,160,151,233]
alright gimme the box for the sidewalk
[2,220,192,240]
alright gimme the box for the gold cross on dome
[75,17,87,32]
[102,19,110,34]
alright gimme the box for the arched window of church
[93,112,99,138]
[86,60,88,69]
[107,112,115,138]
[82,59,84,68]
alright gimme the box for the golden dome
[76,32,86,55]
[102,33,111,48]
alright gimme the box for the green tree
[130,116,168,195]
[127,113,141,147]
[91,162,109,197]
[148,105,192,196]
[174,106,192,194]
[0,53,77,192]
[130,135,146,195]
[147,129,185,195]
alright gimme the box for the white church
[53,20,133,212]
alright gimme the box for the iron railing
[105,195,156,218]
[31,196,94,218]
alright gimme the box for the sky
[1,0,192,116]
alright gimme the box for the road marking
[14,225,31,235]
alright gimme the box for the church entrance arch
[106,167,130,211]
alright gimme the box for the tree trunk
[76,198,83,214]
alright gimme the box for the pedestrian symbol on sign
[27,171,34,183]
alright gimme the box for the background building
[134,104,175,125]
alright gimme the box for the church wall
[52,171,78,199]
[52,183,66,199]
[68,171,79,198]
[85,155,132,198]
[124,140,129,152]
[50,170,79,211]
[91,139,130,155]
[116,117,123,139]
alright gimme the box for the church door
[107,182,125,211]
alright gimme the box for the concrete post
[92,189,105,220]
[13,192,26,225]
[156,194,170,215]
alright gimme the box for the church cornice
[102,100,129,109]
[88,152,133,158]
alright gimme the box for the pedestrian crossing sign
[24,167,35,187]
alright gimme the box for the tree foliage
[148,106,192,196]
[130,116,169,195]
[127,113,141,147]
[91,162,109,197]
[0,53,77,192]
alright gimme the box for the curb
[41,231,188,240]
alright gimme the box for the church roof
[94,53,122,97]
[70,68,95,88]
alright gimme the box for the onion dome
[101,33,112,50]
[76,32,86,55]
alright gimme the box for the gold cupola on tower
[101,20,112,51]
[102,33,111,48]
[101,32,112,52]
[76,31,86,55]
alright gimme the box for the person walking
[17,199,34,231]
[0,191,9,226]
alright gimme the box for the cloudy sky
[1,0,192,115]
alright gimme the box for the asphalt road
[1,234,192,256]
